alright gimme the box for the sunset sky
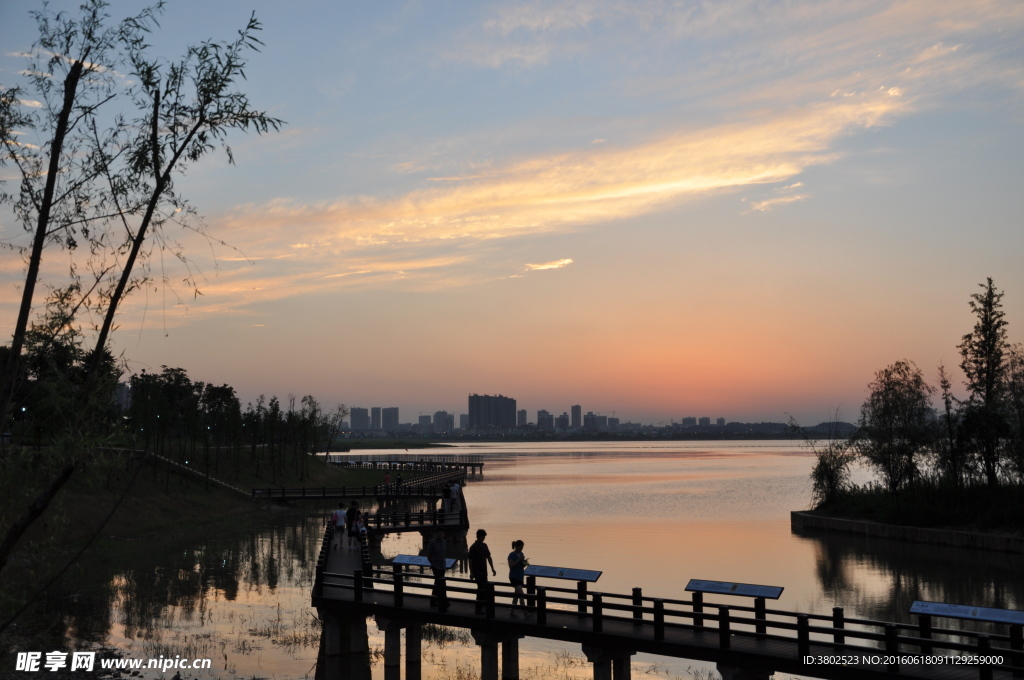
[1,1,1022,425]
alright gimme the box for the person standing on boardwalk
[332,503,346,549]
[508,540,530,618]
[449,480,461,513]
[345,501,361,550]
[468,529,497,614]
[426,530,449,612]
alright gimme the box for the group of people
[425,529,531,617]
[381,472,404,494]
[332,500,367,549]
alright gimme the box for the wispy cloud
[749,194,806,213]
[525,258,573,271]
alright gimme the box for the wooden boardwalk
[312,520,1024,680]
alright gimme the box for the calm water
[55,442,1024,679]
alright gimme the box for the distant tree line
[807,279,1024,526]
[128,366,347,482]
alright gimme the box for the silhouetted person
[426,530,449,612]
[469,529,497,614]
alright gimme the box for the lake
[53,441,1024,679]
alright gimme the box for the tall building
[681,417,697,427]
[716,417,726,427]
[698,417,711,427]
[418,415,433,431]
[382,407,399,430]
[571,404,582,429]
[459,413,469,429]
[371,407,382,430]
[468,394,517,428]
[537,410,554,431]
[350,407,369,431]
[517,409,528,427]
[434,411,453,434]
[555,412,569,430]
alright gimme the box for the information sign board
[685,579,783,599]
[524,565,602,582]
[392,554,457,569]
[911,600,1024,625]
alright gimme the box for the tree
[0,0,282,432]
[957,278,1009,486]
[856,360,933,493]
[791,411,857,507]
[934,363,968,487]
[1005,344,1024,483]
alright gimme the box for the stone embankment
[791,511,1024,554]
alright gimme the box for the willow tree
[0,0,282,433]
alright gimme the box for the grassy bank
[0,445,430,657]
[813,483,1024,535]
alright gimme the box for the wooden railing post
[536,586,547,624]
[577,580,588,616]
[654,599,665,640]
[1010,624,1023,678]
[918,613,932,655]
[392,564,403,607]
[885,624,899,672]
[833,607,845,649]
[797,615,809,658]
[527,575,536,611]
[486,582,496,619]
[593,593,603,632]
[977,635,992,680]
[692,591,704,627]
[716,606,730,649]
[754,597,766,639]
[354,570,364,602]
[632,587,643,624]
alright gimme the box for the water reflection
[40,443,1024,679]
[796,526,1024,634]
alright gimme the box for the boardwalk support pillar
[318,613,370,680]
[374,616,407,680]
[406,623,422,680]
[471,630,505,680]
[501,634,524,680]
[582,645,634,680]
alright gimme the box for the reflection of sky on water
[73,443,1024,679]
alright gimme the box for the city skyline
[1,1,1022,425]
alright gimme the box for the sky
[1,1,1022,425]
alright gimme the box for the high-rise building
[555,412,569,430]
[698,417,711,427]
[571,404,582,429]
[434,411,452,434]
[468,394,517,428]
[382,407,399,430]
[350,407,369,430]
[418,415,433,431]
[459,413,469,429]
[517,409,528,427]
[716,417,726,427]
[681,417,697,427]
[371,407,382,430]
[537,410,554,431]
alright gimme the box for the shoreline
[790,510,1024,554]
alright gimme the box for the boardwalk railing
[361,509,466,533]
[311,519,1024,679]
[252,483,455,500]
[326,453,483,466]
